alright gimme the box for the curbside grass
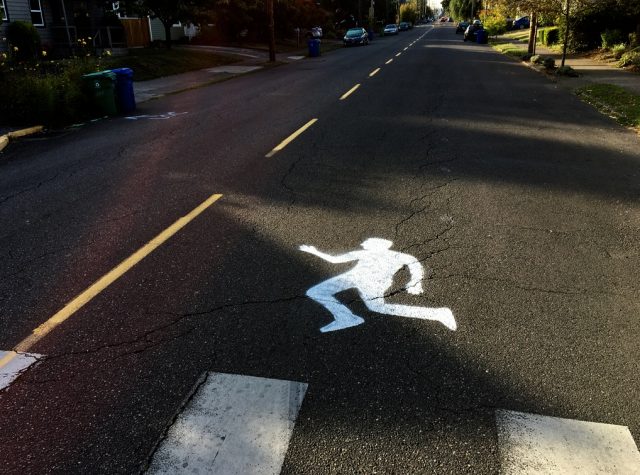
[575,84,640,129]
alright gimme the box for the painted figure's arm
[299,245,357,264]
[405,258,424,294]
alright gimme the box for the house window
[1,0,8,21]
[30,0,44,26]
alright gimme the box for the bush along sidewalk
[0,22,111,128]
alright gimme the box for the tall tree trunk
[163,20,172,50]
[527,11,537,55]
[561,0,571,68]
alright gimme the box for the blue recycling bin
[476,29,488,44]
[111,67,136,114]
[307,38,321,57]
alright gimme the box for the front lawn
[103,48,240,81]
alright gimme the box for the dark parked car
[512,16,530,29]
[343,27,369,46]
[398,22,410,31]
[456,21,469,34]
[463,22,483,42]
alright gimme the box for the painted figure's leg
[306,281,364,332]
[364,299,456,331]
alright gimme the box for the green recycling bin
[82,71,117,117]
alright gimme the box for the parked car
[383,24,399,35]
[456,21,469,34]
[343,27,369,46]
[512,16,530,29]
[398,22,410,31]
[463,22,483,41]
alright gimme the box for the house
[0,0,128,54]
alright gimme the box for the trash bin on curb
[111,67,136,114]
[82,71,117,117]
[307,38,321,57]
[476,29,488,44]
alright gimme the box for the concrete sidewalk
[496,34,640,95]
[133,44,312,103]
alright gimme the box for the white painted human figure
[299,238,456,333]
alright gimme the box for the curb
[0,126,44,153]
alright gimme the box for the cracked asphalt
[0,24,639,474]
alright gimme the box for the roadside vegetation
[0,26,239,127]
[575,84,640,129]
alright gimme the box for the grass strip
[575,84,640,128]
[103,48,240,81]
[490,39,528,59]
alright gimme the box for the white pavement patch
[147,372,308,475]
[287,56,305,61]
[496,410,640,474]
[205,66,262,74]
[0,350,42,390]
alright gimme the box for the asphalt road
[0,23,639,474]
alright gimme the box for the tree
[136,0,215,48]
[449,0,482,20]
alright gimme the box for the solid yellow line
[369,68,381,77]
[12,193,224,354]
[265,118,318,158]
[339,84,361,101]
[396,52,402,57]
[385,59,394,65]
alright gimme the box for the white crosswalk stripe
[497,409,640,474]
[0,350,42,391]
[146,372,307,475]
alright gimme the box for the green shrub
[542,57,555,69]
[483,15,507,37]
[537,27,560,46]
[556,65,578,77]
[530,55,543,64]
[601,29,625,49]
[611,43,627,60]
[6,21,42,61]
[619,47,640,68]
[545,27,559,45]
[0,58,99,126]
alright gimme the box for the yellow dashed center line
[265,118,318,158]
[369,68,381,77]
[8,193,224,357]
[385,59,394,64]
[339,84,361,101]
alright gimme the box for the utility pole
[267,0,276,62]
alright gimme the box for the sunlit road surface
[1,23,639,474]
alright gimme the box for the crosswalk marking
[496,409,640,474]
[0,350,42,390]
[146,372,307,475]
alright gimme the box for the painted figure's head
[361,238,393,250]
